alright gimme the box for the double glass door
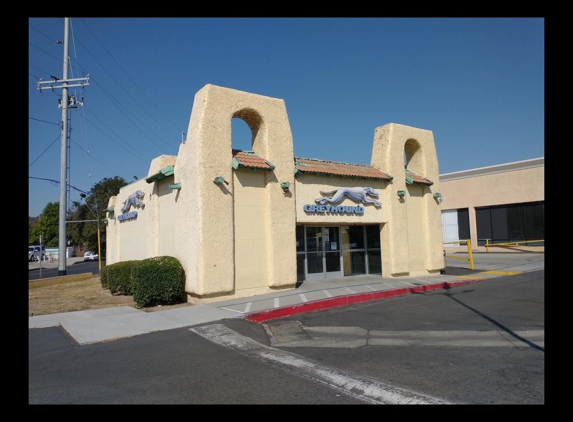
[304,226,342,280]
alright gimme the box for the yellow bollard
[467,239,474,270]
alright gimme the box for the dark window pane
[347,226,365,249]
[524,202,544,243]
[307,252,323,274]
[296,226,305,252]
[350,251,366,275]
[365,225,381,249]
[325,251,340,272]
[507,205,526,241]
[491,207,508,243]
[306,227,322,252]
[476,208,492,246]
[367,250,382,274]
[457,208,470,241]
[297,253,305,281]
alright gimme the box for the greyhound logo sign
[303,187,382,215]
[315,187,382,207]
[121,190,145,213]
[118,190,145,221]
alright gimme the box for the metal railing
[443,239,474,270]
[484,239,544,252]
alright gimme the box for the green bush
[131,256,185,308]
[107,260,140,295]
[100,265,109,289]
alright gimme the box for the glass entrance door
[305,226,342,280]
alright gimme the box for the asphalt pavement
[28,252,545,346]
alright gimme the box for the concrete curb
[245,278,485,323]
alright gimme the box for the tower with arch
[371,123,443,276]
[173,84,297,301]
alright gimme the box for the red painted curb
[245,278,484,323]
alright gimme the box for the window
[476,201,544,246]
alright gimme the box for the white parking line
[191,324,451,405]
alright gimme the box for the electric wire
[78,17,184,144]
[29,18,187,217]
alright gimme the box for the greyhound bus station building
[104,84,460,304]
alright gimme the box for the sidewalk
[28,256,85,271]
[28,252,545,346]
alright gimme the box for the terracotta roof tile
[230,152,431,185]
[294,157,393,181]
[232,150,275,171]
[405,169,434,186]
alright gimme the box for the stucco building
[439,157,544,252]
[105,84,445,304]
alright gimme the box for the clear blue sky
[28,17,544,218]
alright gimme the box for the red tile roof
[230,151,432,185]
[232,150,275,170]
[294,157,393,181]
[405,169,434,186]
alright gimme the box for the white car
[83,251,99,261]
[29,245,46,262]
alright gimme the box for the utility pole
[37,18,89,276]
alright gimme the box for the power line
[29,134,61,168]
[28,117,60,126]
[88,77,171,153]
[29,176,90,195]
[78,18,183,143]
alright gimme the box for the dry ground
[28,276,194,316]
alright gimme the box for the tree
[66,199,92,253]
[29,176,128,253]
[29,202,60,247]
[74,176,128,253]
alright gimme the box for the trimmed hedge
[107,260,140,295]
[131,256,185,308]
[100,265,109,289]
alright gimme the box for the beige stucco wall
[440,163,544,210]
[156,178,177,257]
[439,159,544,251]
[371,123,444,276]
[233,170,272,295]
[148,155,177,177]
[110,179,153,262]
[105,156,180,264]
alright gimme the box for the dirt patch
[28,276,194,316]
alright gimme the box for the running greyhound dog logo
[315,187,382,207]
[121,190,145,214]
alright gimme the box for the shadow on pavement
[441,266,483,276]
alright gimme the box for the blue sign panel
[118,211,138,221]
